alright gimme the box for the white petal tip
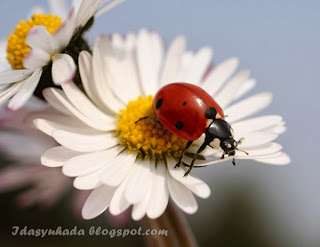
[81,210,100,220]
[52,54,76,85]
[196,185,211,199]
[256,153,291,165]
[182,205,198,215]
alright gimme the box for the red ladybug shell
[153,83,225,141]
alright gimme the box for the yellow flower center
[7,14,62,69]
[116,95,188,159]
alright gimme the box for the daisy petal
[8,68,42,110]
[33,116,92,136]
[146,160,169,219]
[0,40,10,72]
[0,81,25,105]
[167,157,210,199]
[41,146,82,167]
[254,152,291,165]
[225,93,273,123]
[233,78,256,100]
[0,165,48,192]
[25,25,56,53]
[0,69,33,84]
[52,129,119,152]
[180,46,213,84]
[76,0,100,27]
[215,70,250,108]
[125,158,152,204]
[104,33,142,103]
[47,88,115,131]
[202,142,283,158]
[237,132,278,147]
[53,7,76,50]
[160,36,186,87]
[167,171,198,214]
[250,151,284,159]
[109,174,132,216]
[82,185,117,220]
[42,88,71,115]
[137,29,163,95]
[100,150,137,187]
[202,57,239,95]
[244,142,283,156]
[269,124,286,135]
[48,0,68,19]
[63,146,123,177]
[79,51,101,107]
[23,49,50,70]
[185,143,285,167]
[91,36,125,113]
[132,193,151,221]
[62,82,115,125]
[81,44,118,113]
[95,0,125,18]
[52,54,76,85]
[178,51,194,81]
[131,164,155,221]
[73,169,103,190]
[232,115,283,134]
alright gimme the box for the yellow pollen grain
[7,14,62,69]
[116,95,188,159]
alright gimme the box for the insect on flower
[136,82,249,176]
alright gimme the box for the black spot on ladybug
[183,101,187,106]
[155,98,163,110]
[175,121,184,130]
[205,107,217,119]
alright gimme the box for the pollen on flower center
[7,14,62,69]
[116,95,188,159]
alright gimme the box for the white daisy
[34,29,290,221]
[0,0,123,110]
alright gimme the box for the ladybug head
[220,138,238,155]
[220,137,249,159]
[206,119,249,158]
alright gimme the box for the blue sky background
[0,0,319,246]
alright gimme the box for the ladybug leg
[175,140,193,168]
[184,142,207,177]
[232,158,236,166]
[220,151,226,159]
[135,116,160,124]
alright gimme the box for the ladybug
[136,82,248,176]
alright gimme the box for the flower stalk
[140,200,199,247]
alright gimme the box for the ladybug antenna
[232,148,248,167]
[235,147,249,156]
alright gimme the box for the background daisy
[0,98,83,211]
[0,0,123,110]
